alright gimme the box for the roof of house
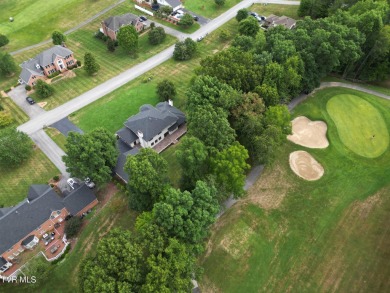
[124,102,186,142]
[0,256,6,267]
[103,13,140,32]
[266,14,296,29]
[62,184,97,215]
[165,0,182,9]
[114,140,140,183]
[21,235,35,246]
[19,45,73,83]
[0,184,97,256]
[117,127,138,146]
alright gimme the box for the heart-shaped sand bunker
[289,150,324,181]
[287,116,329,149]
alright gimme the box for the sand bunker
[289,151,324,181]
[288,116,329,149]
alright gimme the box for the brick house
[115,100,186,182]
[101,13,144,41]
[19,45,77,87]
[0,184,98,274]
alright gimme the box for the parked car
[193,15,199,21]
[67,178,76,189]
[139,16,147,22]
[249,12,259,17]
[84,177,95,189]
[26,96,35,105]
[197,35,204,42]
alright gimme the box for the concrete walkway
[10,0,126,56]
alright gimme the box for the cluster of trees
[0,127,33,166]
[173,38,197,60]
[298,0,390,81]
[148,26,166,45]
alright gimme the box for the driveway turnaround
[8,85,46,119]
[51,117,84,137]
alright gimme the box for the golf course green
[327,94,389,158]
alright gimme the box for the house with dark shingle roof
[115,100,186,182]
[0,184,97,274]
[101,13,144,41]
[19,45,77,87]
[264,14,297,30]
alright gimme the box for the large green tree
[52,31,66,45]
[173,38,197,61]
[179,13,194,27]
[156,79,176,102]
[153,181,219,244]
[80,229,145,293]
[0,53,17,76]
[176,136,208,190]
[188,104,236,151]
[211,142,250,198]
[124,148,168,211]
[148,27,166,45]
[84,52,100,75]
[63,128,118,184]
[238,16,260,38]
[0,34,9,47]
[117,25,139,55]
[236,8,248,22]
[0,127,33,166]
[35,80,54,99]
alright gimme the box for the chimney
[137,130,143,138]
[168,99,173,107]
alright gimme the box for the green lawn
[200,87,390,292]
[0,0,118,52]
[160,142,182,188]
[0,94,29,125]
[252,3,300,19]
[0,148,59,207]
[183,0,242,19]
[44,127,67,151]
[327,94,389,158]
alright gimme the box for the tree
[236,8,248,22]
[255,84,280,107]
[117,25,139,55]
[238,16,260,38]
[64,217,82,238]
[232,35,254,52]
[80,229,145,293]
[0,34,9,47]
[0,127,33,166]
[124,148,168,211]
[107,39,116,52]
[173,38,197,61]
[63,128,118,185]
[156,79,176,102]
[141,238,196,293]
[215,0,225,6]
[35,80,54,98]
[188,104,236,151]
[153,181,219,244]
[179,13,194,27]
[211,142,250,198]
[52,31,66,45]
[148,27,166,45]
[219,29,231,41]
[263,105,291,137]
[0,53,17,76]
[84,52,100,75]
[176,136,208,190]
[160,5,173,16]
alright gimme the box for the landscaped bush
[0,111,13,127]
[94,30,104,39]
[53,175,60,181]
[51,244,71,264]
[25,85,32,91]
[35,80,54,98]
[64,217,82,238]
[0,34,9,47]
[47,71,60,79]
[77,60,81,66]
[102,35,109,42]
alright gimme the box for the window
[151,142,154,146]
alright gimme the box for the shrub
[51,244,71,264]
[0,104,3,111]
[0,34,9,47]
[107,39,116,52]
[148,27,166,45]
[219,29,231,41]
[102,35,109,42]
[0,111,13,127]
[35,80,54,98]
[47,71,60,78]
[95,31,104,39]
[157,79,176,101]
[52,31,66,45]
[53,175,60,181]
[77,60,81,66]
[25,85,32,91]
[64,217,82,238]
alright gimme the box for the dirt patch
[288,116,329,149]
[289,151,324,181]
[37,102,47,108]
[62,70,76,79]
[219,221,254,260]
[246,164,295,210]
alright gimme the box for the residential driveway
[182,9,210,25]
[7,85,46,119]
[51,117,83,137]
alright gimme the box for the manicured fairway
[327,94,389,158]
[200,87,390,292]
[0,0,118,51]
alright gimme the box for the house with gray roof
[101,13,144,41]
[115,100,186,182]
[19,45,77,87]
[264,14,297,30]
[157,0,183,11]
[0,184,97,274]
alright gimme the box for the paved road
[10,0,126,56]
[182,8,210,25]
[30,130,69,177]
[51,117,84,137]
[7,85,46,119]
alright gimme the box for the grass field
[200,87,390,292]
[0,148,59,207]
[183,0,242,19]
[160,142,182,188]
[327,94,389,158]
[44,127,67,151]
[0,94,29,125]
[0,0,118,52]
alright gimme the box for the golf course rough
[327,94,389,158]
